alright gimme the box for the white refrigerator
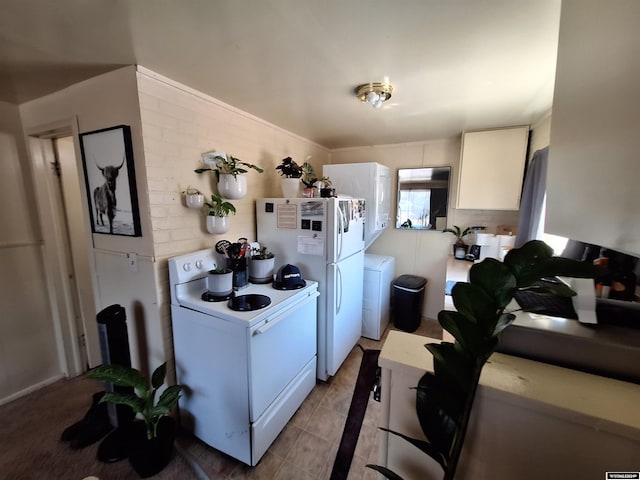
[256,197,365,381]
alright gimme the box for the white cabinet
[546,1,640,256]
[362,254,395,340]
[456,126,529,210]
[378,331,640,480]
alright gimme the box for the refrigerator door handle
[335,263,343,315]
[336,206,344,260]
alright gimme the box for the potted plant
[87,362,183,478]
[443,225,473,258]
[318,176,335,198]
[204,193,236,234]
[368,240,596,480]
[300,161,318,198]
[207,265,233,296]
[249,245,276,284]
[276,156,302,198]
[182,186,204,209]
[195,152,263,199]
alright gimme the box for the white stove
[169,248,319,466]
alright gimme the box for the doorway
[28,122,101,376]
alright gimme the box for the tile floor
[175,320,442,480]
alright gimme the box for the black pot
[453,243,469,258]
[128,417,176,478]
[320,187,335,198]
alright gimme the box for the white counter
[378,330,640,480]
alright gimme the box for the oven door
[248,291,318,421]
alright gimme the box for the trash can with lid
[392,274,427,332]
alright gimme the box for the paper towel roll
[475,233,495,245]
[497,235,516,260]
[479,235,499,260]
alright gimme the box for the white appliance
[363,254,395,340]
[169,248,319,466]
[256,197,365,381]
[322,162,391,249]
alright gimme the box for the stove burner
[228,294,272,312]
[201,291,232,302]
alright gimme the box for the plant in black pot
[443,225,473,258]
[318,176,335,198]
[87,362,183,478]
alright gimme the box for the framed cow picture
[80,125,142,237]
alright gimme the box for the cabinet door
[456,126,529,210]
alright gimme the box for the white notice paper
[298,235,324,256]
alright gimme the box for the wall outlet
[127,252,138,272]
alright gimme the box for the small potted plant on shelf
[195,152,263,199]
[87,362,183,478]
[300,161,318,198]
[249,245,276,284]
[318,176,335,198]
[182,186,204,209]
[204,193,236,234]
[276,156,303,197]
[443,225,473,258]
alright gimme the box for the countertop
[380,330,640,440]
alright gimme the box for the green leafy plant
[250,245,274,260]
[301,162,318,188]
[204,193,236,217]
[276,156,303,178]
[195,153,263,181]
[318,176,332,187]
[443,225,473,246]
[368,240,596,480]
[87,362,183,440]
[210,265,232,274]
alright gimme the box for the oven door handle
[252,292,318,336]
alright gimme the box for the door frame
[26,117,101,376]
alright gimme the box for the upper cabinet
[456,126,529,210]
[546,1,640,257]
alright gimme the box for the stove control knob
[183,262,191,272]
[195,260,203,269]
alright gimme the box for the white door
[326,250,364,377]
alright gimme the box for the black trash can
[392,275,427,332]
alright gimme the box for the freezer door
[326,198,365,263]
[326,251,364,377]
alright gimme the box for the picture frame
[79,125,142,237]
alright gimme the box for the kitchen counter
[378,330,640,480]
[498,296,640,384]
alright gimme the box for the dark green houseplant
[88,362,183,477]
[194,153,263,181]
[369,240,596,480]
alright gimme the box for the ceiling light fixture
[355,82,394,109]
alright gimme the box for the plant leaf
[378,427,448,471]
[87,364,147,390]
[468,259,516,308]
[100,392,144,415]
[415,372,457,458]
[450,283,496,325]
[151,363,167,390]
[366,463,406,480]
[156,385,183,412]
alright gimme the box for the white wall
[330,138,523,321]
[0,101,62,404]
[18,67,164,375]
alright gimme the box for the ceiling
[0,0,561,149]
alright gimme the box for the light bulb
[365,91,379,105]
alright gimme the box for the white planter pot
[217,174,247,199]
[207,270,233,296]
[206,215,230,234]
[249,257,275,284]
[281,178,301,198]
[184,193,204,209]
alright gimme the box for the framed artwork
[79,125,142,236]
